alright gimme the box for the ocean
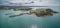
[0,6,60,28]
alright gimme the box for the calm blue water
[0,6,60,28]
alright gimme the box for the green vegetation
[29,8,58,17]
[13,8,32,11]
[0,7,32,11]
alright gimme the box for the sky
[0,0,60,6]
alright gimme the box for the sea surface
[0,6,60,28]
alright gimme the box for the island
[8,8,59,17]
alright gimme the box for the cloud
[0,0,60,6]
